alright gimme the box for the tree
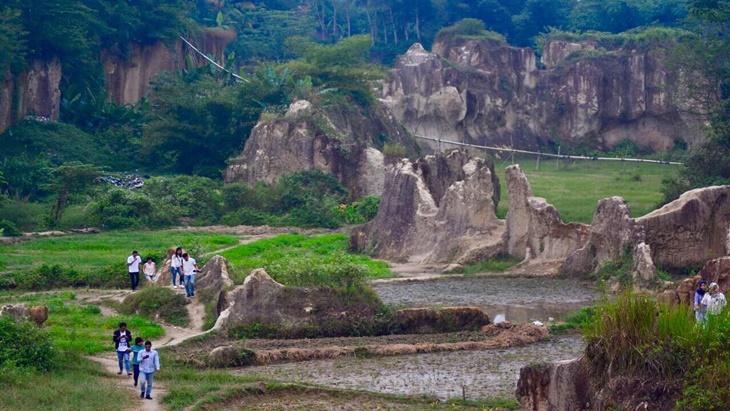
[661,0,730,203]
[0,6,27,74]
[48,162,102,229]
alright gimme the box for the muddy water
[244,334,585,401]
[373,277,600,323]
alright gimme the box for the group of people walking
[693,279,727,323]
[126,247,200,298]
[112,322,161,400]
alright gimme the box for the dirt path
[88,354,168,411]
[83,289,210,411]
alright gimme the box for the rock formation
[383,38,703,153]
[224,101,418,198]
[516,358,591,411]
[635,186,730,270]
[103,29,235,105]
[561,196,654,279]
[350,149,505,264]
[505,165,590,262]
[213,269,386,337]
[1,30,233,133]
[0,59,62,133]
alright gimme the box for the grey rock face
[384,38,703,153]
[636,186,730,270]
[561,197,647,277]
[505,165,590,262]
[350,149,504,264]
[225,101,416,198]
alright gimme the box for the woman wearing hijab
[701,282,727,317]
[694,279,708,322]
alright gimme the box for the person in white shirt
[127,251,142,291]
[138,341,161,400]
[170,247,184,289]
[181,253,200,298]
[701,282,727,318]
[143,257,156,282]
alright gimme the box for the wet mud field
[240,277,597,402]
[374,276,600,323]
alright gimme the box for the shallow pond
[244,334,585,401]
[373,276,600,323]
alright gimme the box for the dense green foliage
[585,292,730,409]
[660,0,730,203]
[0,316,56,371]
[220,234,392,286]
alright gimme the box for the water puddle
[373,276,600,323]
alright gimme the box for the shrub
[87,188,154,229]
[1,262,132,291]
[143,176,223,224]
[119,286,190,327]
[0,201,46,232]
[0,219,22,236]
[0,316,56,371]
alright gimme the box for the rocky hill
[382,36,704,153]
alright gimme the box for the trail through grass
[496,159,676,223]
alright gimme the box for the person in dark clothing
[694,279,708,322]
[112,322,133,375]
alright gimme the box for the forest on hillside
[0,0,728,234]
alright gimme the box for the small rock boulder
[516,357,592,411]
[1,304,48,326]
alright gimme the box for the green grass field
[220,234,393,285]
[495,158,677,223]
[0,230,239,276]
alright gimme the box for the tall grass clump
[586,292,694,381]
[585,292,730,409]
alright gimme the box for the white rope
[179,36,246,82]
[413,135,683,165]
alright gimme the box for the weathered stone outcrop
[636,186,730,270]
[516,358,592,411]
[350,149,504,264]
[505,165,590,262]
[103,29,235,105]
[384,38,703,153]
[224,101,417,198]
[0,59,62,133]
[561,197,654,279]
[1,30,233,133]
[214,269,385,336]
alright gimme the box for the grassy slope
[496,159,676,223]
[0,231,239,275]
[220,234,392,283]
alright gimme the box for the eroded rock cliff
[224,100,418,198]
[0,59,62,133]
[384,38,702,153]
[350,149,504,264]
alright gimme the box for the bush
[119,286,190,327]
[0,219,22,236]
[143,176,223,224]
[0,201,46,232]
[0,316,56,371]
[87,188,154,229]
[2,262,131,291]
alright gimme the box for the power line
[412,135,683,165]
[179,36,247,82]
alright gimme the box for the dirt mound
[395,306,490,333]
